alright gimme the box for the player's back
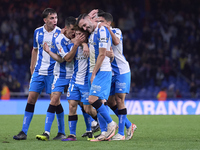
[33,25,61,75]
[111,27,130,75]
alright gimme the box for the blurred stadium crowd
[0,0,200,99]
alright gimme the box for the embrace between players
[13,8,137,142]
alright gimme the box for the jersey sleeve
[113,28,122,40]
[55,37,72,58]
[98,26,109,49]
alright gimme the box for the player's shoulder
[112,27,122,34]
[34,26,43,32]
[54,26,61,32]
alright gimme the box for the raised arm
[99,23,120,45]
[63,33,86,62]
[43,42,64,63]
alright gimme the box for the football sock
[56,104,65,134]
[118,108,127,136]
[97,112,107,132]
[22,103,35,135]
[68,115,78,135]
[45,104,56,133]
[80,105,92,131]
[111,105,131,129]
[92,100,112,124]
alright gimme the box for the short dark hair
[98,12,113,22]
[42,8,57,19]
[65,16,76,27]
[76,13,88,26]
[74,25,89,34]
[97,9,105,16]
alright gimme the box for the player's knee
[27,93,38,104]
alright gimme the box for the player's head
[65,16,76,39]
[97,12,113,26]
[74,25,89,43]
[76,13,95,33]
[42,8,57,31]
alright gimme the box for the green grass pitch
[0,115,200,150]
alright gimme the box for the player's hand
[74,33,86,46]
[88,9,98,19]
[43,42,50,53]
[106,47,114,62]
[90,74,95,84]
[98,22,109,29]
[82,43,89,57]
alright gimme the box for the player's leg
[62,83,80,141]
[88,72,117,141]
[83,104,98,140]
[111,72,137,140]
[51,78,69,140]
[62,100,78,141]
[13,72,44,140]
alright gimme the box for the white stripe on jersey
[74,46,89,85]
[53,34,73,79]
[33,25,61,75]
[88,23,112,73]
[111,27,130,75]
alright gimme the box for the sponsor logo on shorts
[116,82,126,89]
[91,85,101,92]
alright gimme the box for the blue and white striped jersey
[53,34,74,79]
[33,25,61,75]
[88,23,112,73]
[111,27,130,75]
[68,43,89,85]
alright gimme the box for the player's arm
[43,42,64,63]
[90,47,106,83]
[107,27,120,45]
[106,47,114,62]
[99,23,120,45]
[63,33,86,62]
[30,48,38,75]
[82,42,89,57]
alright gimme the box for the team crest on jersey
[59,48,62,52]
[54,32,58,38]
[67,91,70,97]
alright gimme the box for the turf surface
[0,115,200,150]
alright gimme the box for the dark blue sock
[45,112,55,132]
[44,104,56,132]
[56,104,65,134]
[22,103,35,135]
[92,100,112,124]
[97,113,107,132]
[83,112,92,131]
[68,115,78,135]
[80,105,92,131]
[22,111,33,135]
[118,109,127,136]
[111,105,131,129]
